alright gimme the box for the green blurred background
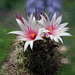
[0,0,75,75]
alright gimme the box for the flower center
[29,33,36,39]
[48,27,53,32]
[29,33,35,37]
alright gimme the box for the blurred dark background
[0,0,75,75]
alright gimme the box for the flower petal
[17,36,28,41]
[58,32,72,36]
[24,41,30,51]
[44,12,50,23]
[51,13,56,25]
[35,36,43,40]
[54,37,59,42]
[29,13,33,25]
[38,28,48,35]
[17,38,27,41]
[58,37,63,43]
[22,17,29,26]
[38,14,47,26]
[31,16,37,29]
[16,19,25,31]
[29,41,34,50]
[55,15,62,27]
[49,35,53,40]
[8,31,24,36]
[57,22,68,30]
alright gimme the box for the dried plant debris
[0,42,31,75]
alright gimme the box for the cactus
[23,38,61,75]
[2,9,71,75]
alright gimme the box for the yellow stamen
[48,27,53,31]
[29,33,35,37]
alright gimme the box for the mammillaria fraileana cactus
[8,12,71,75]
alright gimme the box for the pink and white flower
[8,14,43,51]
[38,12,71,43]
